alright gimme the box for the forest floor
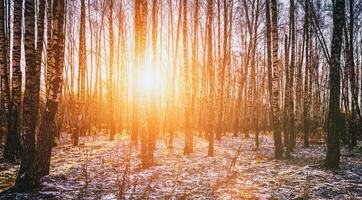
[0,132,361,200]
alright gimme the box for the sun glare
[138,62,164,96]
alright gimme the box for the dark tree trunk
[303,0,310,147]
[346,0,359,148]
[284,34,291,157]
[15,0,65,189]
[265,0,273,136]
[4,0,23,162]
[325,0,345,169]
[289,0,296,151]
[216,0,228,141]
[17,0,38,183]
[270,0,283,159]
[75,0,86,146]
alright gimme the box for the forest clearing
[1,0,362,199]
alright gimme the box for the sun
[138,61,164,96]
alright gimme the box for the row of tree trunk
[0,0,360,191]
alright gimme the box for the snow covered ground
[0,133,361,199]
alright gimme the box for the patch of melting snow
[1,134,362,199]
[101,193,116,200]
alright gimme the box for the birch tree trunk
[325,0,345,169]
[0,0,10,132]
[16,0,65,189]
[183,0,192,155]
[132,0,140,146]
[265,0,273,135]
[139,0,149,167]
[74,0,86,146]
[303,0,310,147]
[191,0,199,140]
[4,0,23,161]
[18,0,38,181]
[289,0,296,150]
[270,0,283,159]
[346,0,359,147]
[109,0,115,141]
[206,0,215,157]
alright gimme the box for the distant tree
[191,0,199,140]
[166,0,176,148]
[283,34,290,155]
[284,0,296,157]
[139,0,149,167]
[74,0,86,146]
[148,0,159,159]
[183,0,192,155]
[303,0,310,147]
[206,0,214,157]
[109,0,116,141]
[295,8,304,142]
[265,0,272,135]
[132,0,141,146]
[345,0,359,148]
[216,0,229,141]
